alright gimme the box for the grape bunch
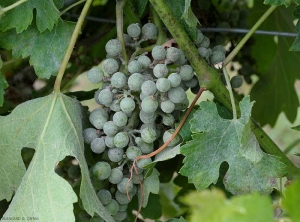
[83,23,226,221]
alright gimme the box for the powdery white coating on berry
[210,51,225,65]
[108,148,124,162]
[118,178,133,194]
[87,67,103,84]
[168,73,181,87]
[198,36,210,48]
[111,72,127,88]
[141,96,158,113]
[179,65,194,81]
[83,128,99,144]
[105,39,122,57]
[183,76,199,88]
[105,199,119,215]
[110,100,121,112]
[136,158,152,168]
[123,34,133,43]
[141,80,157,96]
[128,60,142,74]
[127,23,141,38]
[126,146,142,160]
[113,111,128,127]
[92,161,111,180]
[89,108,109,129]
[174,49,187,66]
[142,23,158,39]
[113,211,127,221]
[141,127,157,143]
[194,29,205,45]
[98,88,113,106]
[156,78,171,92]
[128,73,144,91]
[97,189,112,205]
[114,132,129,148]
[160,100,175,114]
[197,47,208,58]
[103,121,119,136]
[162,114,175,126]
[153,64,168,78]
[105,136,115,148]
[166,47,180,62]
[91,137,106,154]
[163,129,181,147]
[115,190,132,204]
[152,45,166,61]
[139,110,157,123]
[168,86,187,104]
[120,97,135,113]
[213,45,226,55]
[102,58,119,75]
[108,168,123,184]
[138,55,151,69]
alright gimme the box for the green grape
[168,73,181,87]
[142,23,158,39]
[90,216,104,222]
[166,47,180,62]
[162,114,175,126]
[127,23,141,38]
[119,204,128,211]
[92,161,111,180]
[160,100,175,113]
[140,92,147,100]
[120,97,135,113]
[194,29,204,46]
[108,148,124,162]
[105,136,115,148]
[135,138,154,154]
[103,121,119,136]
[191,84,200,94]
[117,177,133,194]
[111,72,127,88]
[97,189,112,205]
[198,36,210,48]
[163,129,181,146]
[212,45,226,55]
[113,211,127,221]
[230,75,243,88]
[153,64,168,78]
[156,78,171,93]
[123,33,133,43]
[113,111,128,127]
[110,100,121,112]
[141,80,157,96]
[115,190,132,205]
[174,49,187,66]
[139,110,157,123]
[83,128,99,144]
[178,81,189,91]
[136,158,152,168]
[89,108,109,129]
[141,96,158,113]
[87,67,104,84]
[128,60,142,74]
[141,127,156,143]
[67,165,81,179]
[102,58,119,75]
[91,137,106,154]
[152,45,166,61]
[108,168,123,184]
[128,73,144,91]
[113,132,129,148]
[197,47,208,58]
[137,55,151,69]
[168,86,187,104]
[183,76,198,88]
[126,146,142,160]
[132,172,143,184]
[140,122,155,131]
[179,65,194,81]
[105,39,122,57]
[105,199,119,216]
[98,89,113,106]
[210,51,225,65]
[174,97,189,111]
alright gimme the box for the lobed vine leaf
[0,20,75,79]
[138,168,160,208]
[0,57,8,106]
[134,0,149,17]
[264,0,292,7]
[249,3,300,126]
[0,93,114,222]
[0,0,61,33]
[181,188,274,222]
[179,96,286,195]
[282,181,300,221]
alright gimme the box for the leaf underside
[0,93,114,222]
[180,97,286,195]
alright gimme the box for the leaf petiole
[0,0,27,15]
[222,66,237,120]
[59,0,87,16]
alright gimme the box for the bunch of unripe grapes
[83,23,228,221]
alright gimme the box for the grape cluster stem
[127,87,206,221]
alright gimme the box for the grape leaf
[166,0,198,40]
[249,3,300,126]
[264,0,292,7]
[0,20,75,79]
[282,181,300,221]
[0,0,60,33]
[166,217,186,222]
[0,57,8,106]
[181,188,274,222]
[292,125,300,131]
[0,93,114,222]
[134,0,149,17]
[182,0,200,28]
[179,96,286,195]
[138,168,160,208]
